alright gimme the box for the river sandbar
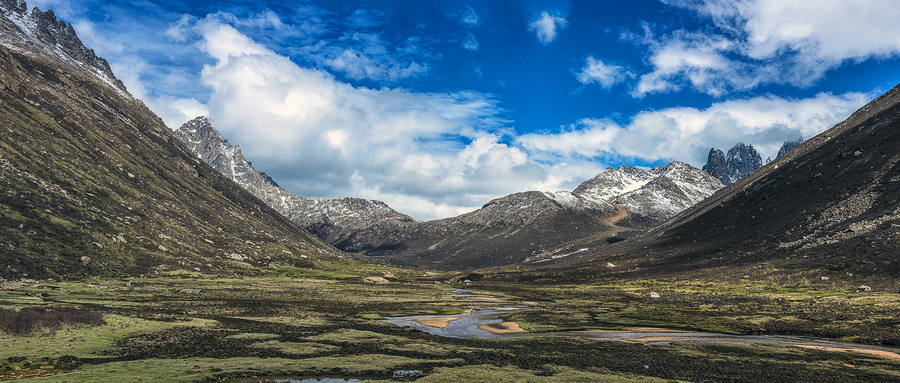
[479,322,527,334]
[406,317,459,329]
[795,345,900,360]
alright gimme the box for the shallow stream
[385,288,900,357]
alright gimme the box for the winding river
[384,289,900,359]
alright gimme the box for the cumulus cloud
[174,17,550,220]
[528,11,567,45]
[575,56,633,88]
[519,91,869,167]
[634,0,900,96]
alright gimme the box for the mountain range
[176,117,723,269]
[557,85,900,281]
[3,0,900,283]
[702,138,807,185]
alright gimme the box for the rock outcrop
[777,137,804,158]
[703,143,763,185]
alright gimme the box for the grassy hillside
[0,45,339,280]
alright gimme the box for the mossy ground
[1,273,900,382]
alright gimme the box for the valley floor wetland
[2,265,900,382]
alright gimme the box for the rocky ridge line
[174,117,417,253]
[0,0,126,94]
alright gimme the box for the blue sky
[27,0,900,220]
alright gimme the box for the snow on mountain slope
[0,0,127,96]
[573,162,723,222]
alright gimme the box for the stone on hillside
[857,285,872,292]
[364,276,389,284]
[605,262,616,268]
[179,289,201,294]
[649,292,660,299]
[2,280,23,289]
[80,256,91,265]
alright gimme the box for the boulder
[364,276,389,284]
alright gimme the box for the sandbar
[795,345,900,360]
[578,327,690,334]
[479,321,527,334]
[406,317,459,329]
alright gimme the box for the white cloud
[345,9,384,29]
[575,56,632,88]
[519,92,869,167]
[528,11,567,45]
[687,0,900,61]
[98,7,877,222]
[635,0,900,96]
[460,6,479,27]
[461,32,479,52]
[178,17,551,220]
[298,32,432,82]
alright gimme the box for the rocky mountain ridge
[175,117,417,252]
[178,117,723,269]
[0,1,336,279]
[702,143,763,185]
[574,162,724,222]
[563,83,900,280]
[0,0,126,94]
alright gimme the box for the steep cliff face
[701,148,727,181]
[777,137,804,158]
[703,143,763,185]
[175,116,417,253]
[0,1,337,279]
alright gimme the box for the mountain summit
[702,142,763,185]
[0,0,125,93]
[175,116,417,253]
[575,162,724,222]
